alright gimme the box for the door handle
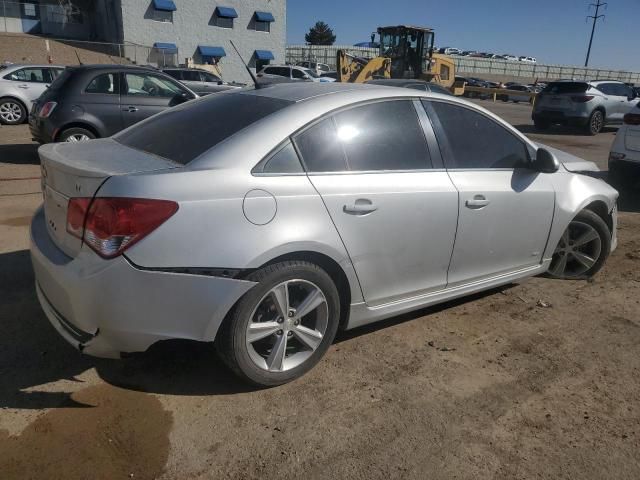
[18,84,29,89]
[465,195,490,209]
[122,106,138,112]
[343,199,377,215]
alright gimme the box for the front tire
[0,98,26,125]
[216,261,340,386]
[547,209,611,279]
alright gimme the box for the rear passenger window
[427,101,529,169]
[295,118,348,172]
[254,142,304,174]
[333,101,431,171]
[85,73,117,94]
[295,101,431,173]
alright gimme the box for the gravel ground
[1,100,639,479]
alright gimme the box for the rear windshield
[542,82,588,94]
[48,68,73,90]
[116,91,292,165]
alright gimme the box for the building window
[22,3,37,17]
[152,9,173,22]
[254,12,274,33]
[214,7,238,29]
[45,4,83,24]
[255,20,270,33]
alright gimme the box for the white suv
[609,103,640,183]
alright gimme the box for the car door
[81,71,124,136]
[424,100,555,286]
[597,83,628,122]
[121,71,189,128]
[7,67,50,105]
[293,99,459,307]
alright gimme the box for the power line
[585,1,607,67]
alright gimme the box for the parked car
[366,78,453,95]
[609,103,640,183]
[503,84,535,103]
[162,67,241,96]
[296,61,331,75]
[320,71,338,80]
[502,55,519,62]
[30,83,618,386]
[533,80,640,135]
[439,47,462,55]
[0,64,65,125]
[257,65,336,84]
[460,50,477,57]
[519,56,537,63]
[29,64,197,143]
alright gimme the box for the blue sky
[286,0,638,71]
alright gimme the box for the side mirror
[532,147,559,173]
[217,80,223,85]
[170,91,192,106]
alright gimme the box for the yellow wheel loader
[337,25,456,88]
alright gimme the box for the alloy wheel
[245,279,328,372]
[549,220,602,278]
[0,102,23,123]
[65,133,91,142]
[590,111,603,134]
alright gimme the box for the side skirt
[345,261,550,330]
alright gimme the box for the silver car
[161,67,242,96]
[30,83,618,386]
[0,64,65,124]
[533,80,640,135]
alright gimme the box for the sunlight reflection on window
[336,124,360,142]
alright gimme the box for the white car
[503,55,519,62]
[0,63,65,124]
[609,104,640,183]
[519,56,537,64]
[257,65,336,84]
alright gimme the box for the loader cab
[378,25,434,79]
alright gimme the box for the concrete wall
[119,0,286,84]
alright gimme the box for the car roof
[366,79,428,87]
[1,63,65,69]
[246,82,380,102]
[66,64,158,71]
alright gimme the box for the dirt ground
[1,100,640,480]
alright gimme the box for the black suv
[29,64,197,143]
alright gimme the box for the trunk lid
[624,127,640,152]
[39,138,179,257]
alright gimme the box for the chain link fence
[286,45,640,84]
[286,45,378,70]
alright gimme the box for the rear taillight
[570,95,594,103]
[624,113,640,126]
[66,197,178,259]
[38,101,57,118]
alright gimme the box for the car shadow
[0,143,40,165]
[1,248,518,402]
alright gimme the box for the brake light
[66,197,178,258]
[66,198,91,239]
[38,101,57,118]
[624,113,640,126]
[570,95,594,103]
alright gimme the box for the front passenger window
[427,101,529,169]
[124,73,183,97]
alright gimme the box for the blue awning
[153,0,176,12]
[198,46,226,58]
[215,6,238,18]
[255,11,275,22]
[255,50,275,61]
[153,42,178,54]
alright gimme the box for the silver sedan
[30,83,618,386]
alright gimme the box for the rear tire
[59,127,96,143]
[547,209,611,279]
[216,261,340,387]
[534,119,550,131]
[0,98,26,125]
[585,110,604,136]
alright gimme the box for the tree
[305,21,336,46]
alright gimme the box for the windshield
[303,68,319,78]
[116,92,292,165]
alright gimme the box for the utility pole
[585,1,607,67]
